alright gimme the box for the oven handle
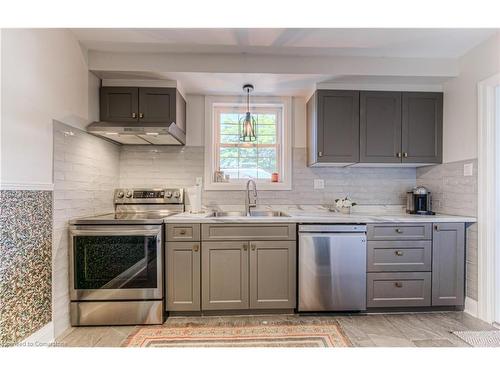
[70,229,161,237]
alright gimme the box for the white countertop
[164,206,476,224]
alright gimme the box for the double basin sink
[208,210,290,217]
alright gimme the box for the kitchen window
[204,96,292,190]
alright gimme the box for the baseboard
[21,321,55,345]
[464,297,478,317]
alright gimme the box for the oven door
[69,225,162,301]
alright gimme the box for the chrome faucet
[245,179,257,216]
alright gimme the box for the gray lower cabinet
[360,91,402,163]
[367,272,432,308]
[249,241,296,309]
[432,223,465,306]
[166,241,201,311]
[201,241,249,310]
[367,240,432,272]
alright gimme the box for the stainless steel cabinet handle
[192,244,199,252]
[396,152,402,158]
[242,244,248,251]
[179,229,186,235]
[434,225,439,231]
[394,282,403,288]
[403,152,408,158]
[139,112,144,119]
[395,250,404,256]
[318,151,323,157]
[132,112,137,119]
[251,244,256,251]
[395,228,403,233]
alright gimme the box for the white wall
[443,32,500,163]
[1,29,99,188]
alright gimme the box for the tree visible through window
[214,106,282,181]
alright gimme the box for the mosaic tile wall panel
[0,190,52,346]
[417,159,478,300]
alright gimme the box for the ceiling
[74,28,495,58]
[74,28,497,95]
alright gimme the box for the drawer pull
[395,228,403,234]
[251,244,256,251]
[192,244,199,252]
[242,244,248,251]
[395,250,404,256]
[394,282,403,288]
[179,229,187,235]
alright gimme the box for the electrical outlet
[314,179,325,189]
[195,177,203,185]
[463,163,473,177]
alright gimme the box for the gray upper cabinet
[138,87,176,123]
[201,241,249,310]
[432,223,465,306]
[99,86,185,126]
[100,87,139,122]
[249,241,296,309]
[402,92,443,164]
[307,90,360,166]
[166,242,201,312]
[360,91,402,163]
[307,89,443,167]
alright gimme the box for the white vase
[340,207,351,214]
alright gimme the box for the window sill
[204,181,292,191]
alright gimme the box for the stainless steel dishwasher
[298,225,367,312]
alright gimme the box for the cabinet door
[402,92,443,164]
[100,87,139,122]
[166,242,200,311]
[249,241,296,309]
[432,223,465,306]
[316,90,360,163]
[202,241,249,310]
[360,91,402,163]
[138,87,176,123]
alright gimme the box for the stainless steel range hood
[87,121,186,145]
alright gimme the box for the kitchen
[1,7,500,373]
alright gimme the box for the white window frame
[204,95,292,191]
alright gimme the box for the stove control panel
[114,188,184,204]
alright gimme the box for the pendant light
[239,84,257,142]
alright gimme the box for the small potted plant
[334,196,357,214]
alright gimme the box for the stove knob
[174,191,181,198]
[165,191,173,198]
[117,191,125,199]
[125,191,133,198]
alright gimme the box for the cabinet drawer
[166,224,200,241]
[202,224,296,241]
[367,272,431,308]
[367,223,431,241]
[367,241,432,272]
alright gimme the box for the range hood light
[105,132,119,135]
[146,132,159,136]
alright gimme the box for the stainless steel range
[69,188,184,326]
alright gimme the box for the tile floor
[57,312,498,347]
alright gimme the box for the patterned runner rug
[452,330,500,347]
[123,323,352,347]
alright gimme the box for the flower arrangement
[334,196,357,214]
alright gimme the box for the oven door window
[74,235,158,290]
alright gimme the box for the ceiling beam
[88,51,459,77]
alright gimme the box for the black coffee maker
[406,186,434,215]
